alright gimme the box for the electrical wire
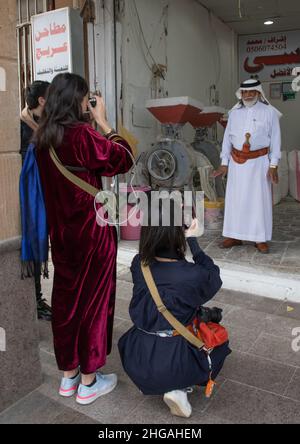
[131,0,165,79]
[131,0,159,68]
[148,5,168,56]
[127,0,168,97]
[208,10,221,87]
[127,0,153,72]
[93,140,141,227]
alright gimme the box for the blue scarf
[19,143,49,278]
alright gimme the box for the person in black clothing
[20,81,49,161]
[20,80,52,320]
[118,205,231,418]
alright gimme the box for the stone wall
[0,1,21,241]
[0,1,42,413]
[0,239,42,413]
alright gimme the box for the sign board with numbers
[239,30,300,82]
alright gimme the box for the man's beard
[242,97,258,107]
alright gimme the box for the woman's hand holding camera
[185,218,202,238]
[88,95,112,135]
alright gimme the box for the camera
[198,306,223,324]
[89,97,97,108]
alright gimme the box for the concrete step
[117,242,300,304]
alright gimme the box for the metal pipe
[16,22,31,28]
[22,27,28,90]
[26,0,30,22]
[16,26,23,113]
[18,0,22,25]
[28,23,33,81]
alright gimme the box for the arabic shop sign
[239,30,300,82]
[31,8,72,82]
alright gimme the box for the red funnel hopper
[189,106,225,128]
[146,97,204,125]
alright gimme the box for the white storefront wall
[120,0,237,153]
[261,81,300,152]
[92,0,299,155]
[91,0,237,155]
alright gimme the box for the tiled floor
[120,197,300,276]
[1,270,300,424]
[1,197,300,424]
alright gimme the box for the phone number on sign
[246,44,287,53]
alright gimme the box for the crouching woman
[118,215,231,418]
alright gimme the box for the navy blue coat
[118,238,231,395]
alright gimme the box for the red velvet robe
[37,123,133,374]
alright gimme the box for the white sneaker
[76,372,117,405]
[163,389,192,418]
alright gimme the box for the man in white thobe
[214,79,281,254]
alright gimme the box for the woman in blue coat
[118,211,231,418]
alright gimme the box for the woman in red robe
[35,73,133,404]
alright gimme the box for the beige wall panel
[55,0,85,9]
[0,0,17,58]
[0,153,21,241]
[0,59,20,153]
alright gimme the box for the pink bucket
[120,186,151,240]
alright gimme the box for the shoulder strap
[49,146,100,197]
[141,264,204,349]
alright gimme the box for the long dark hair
[139,198,186,265]
[35,73,89,150]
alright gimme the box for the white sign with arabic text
[239,30,300,82]
[31,8,72,82]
